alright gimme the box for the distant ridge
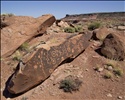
[61,12,125,21]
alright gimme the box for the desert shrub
[1,13,7,16]
[74,25,82,32]
[104,72,112,79]
[88,22,101,30]
[64,27,75,33]
[12,51,22,61]
[1,13,14,17]
[106,63,114,67]
[94,66,99,71]
[7,13,14,17]
[113,67,123,77]
[59,76,82,93]
[19,42,29,52]
[21,97,28,100]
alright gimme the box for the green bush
[19,42,29,52]
[59,76,82,93]
[21,97,28,100]
[113,68,123,77]
[64,27,75,33]
[88,22,101,30]
[75,25,82,32]
[104,72,112,79]
[12,51,22,61]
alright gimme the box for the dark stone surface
[7,33,92,94]
[100,34,125,61]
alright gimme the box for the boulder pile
[1,14,125,95]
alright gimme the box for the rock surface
[56,20,69,28]
[7,33,92,94]
[1,14,55,57]
[118,26,125,30]
[93,27,113,40]
[100,33,125,61]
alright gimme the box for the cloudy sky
[1,1,125,19]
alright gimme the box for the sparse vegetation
[64,27,75,33]
[21,96,28,100]
[94,67,99,71]
[104,71,112,79]
[64,25,83,33]
[94,65,100,71]
[88,22,101,30]
[59,76,82,93]
[106,59,117,67]
[74,25,82,32]
[1,13,14,17]
[19,42,30,52]
[113,67,123,77]
[105,61,123,77]
[12,50,22,61]
[106,63,114,67]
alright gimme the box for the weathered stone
[57,20,69,28]
[7,33,92,94]
[1,14,56,57]
[106,93,112,97]
[100,33,125,61]
[92,27,113,40]
[117,96,122,99]
[118,26,125,30]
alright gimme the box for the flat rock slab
[7,33,92,94]
[1,14,55,57]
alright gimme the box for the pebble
[107,66,113,71]
[98,68,104,72]
[104,65,108,69]
[107,93,112,97]
[117,96,122,99]
[85,69,89,71]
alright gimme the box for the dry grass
[59,75,82,93]
[104,71,112,79]
[113,67,123,77]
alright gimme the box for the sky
[1,1,125,19]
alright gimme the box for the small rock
[98,68,104,72]
[107,93,112,97]
[85,69,89,71]
[104,65,108,69]
[107,66,113,71]
[118,26,125,30]
[6,98,11,100]
[118,96,122,99]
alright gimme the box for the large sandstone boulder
[100,33,125,61]
[1,14,55,57]
[92,27,113,40]
[7,33,92,94]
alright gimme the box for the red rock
[100,33,125,61]
[1,14,56,57]
[92,27,113,40]
[7,33,92,94]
